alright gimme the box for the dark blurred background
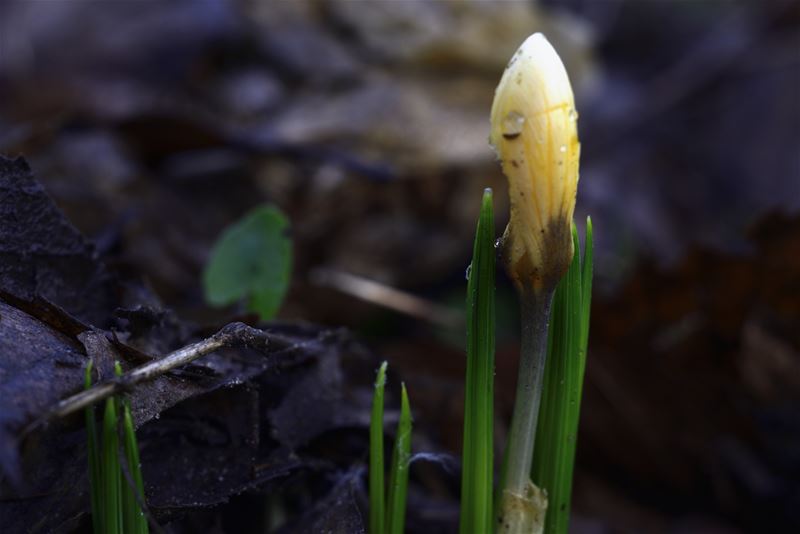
[1,1,799,532]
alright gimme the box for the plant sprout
[346,31,593,534]
[491,33,581,533]
[386,383,412,534]
[85,361,149,534]
[203,205,292,321]
[368,362,413,534]
[369,361,388,534]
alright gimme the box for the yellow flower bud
[490,33,580,294]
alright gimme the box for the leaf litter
[0,156,373,532]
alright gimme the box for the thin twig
[45,322,290,423]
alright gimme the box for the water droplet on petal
[502,111,525,140]
[568,109,579,121]
[559,145,567,153]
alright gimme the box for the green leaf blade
[102,392,121,534]
[369,361,388,534]
[203,205,292,320]
[532,220,593,534]
[386,383,412,534]
[460,188,495,534]
[122,400,149,534]
[84,361,102,534]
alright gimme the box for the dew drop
[559,145,567,153]
[568,109,579,121]
[502,111,525,140]
[465,263,472,281]
[494,238,503,250]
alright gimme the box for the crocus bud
[490,33,580,295]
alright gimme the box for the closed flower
[490,33,580,294]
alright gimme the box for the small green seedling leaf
[386,383,412,534]
[203,205,292,320]
[85,361,102,534]
[121,398,148,534]
[86,361,149,534]
[102,366,122,534]
[369,361,388,534]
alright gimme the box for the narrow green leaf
[84,361,101,534]
[203,205,292,320]
[532,221,592,534]
[102,370,122,534]
[460,188,495,534]
[386,383,412,534]
[369,361,388,534]
[122,399,149,534]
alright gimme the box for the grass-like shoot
[460,189,496,534]
[85,361,149,534]
[369,361,388,533]
[386,383,412,534]
[368,362,413,534]
[531,220,593,534]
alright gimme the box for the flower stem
[499,288,553,531]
